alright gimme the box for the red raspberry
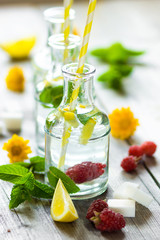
[121,156,137,172]
[128,145,143,157]
[95,208,125,232]
[141,141,157,156]
[86,199,108,220]
[66,162,106,184]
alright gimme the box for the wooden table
[0,1,160,239]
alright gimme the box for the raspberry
[95,208,125,232]
[128,145,143,157]
[66,162,106,184]
[121,156,137,172]
[141,141,157,156]
[86,199,108,220]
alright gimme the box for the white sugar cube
[113,182,139,199]
[108,199,135,217]
[114,182,153,207]
[3,112,23,131]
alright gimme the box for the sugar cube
[3,112,23,131]
[108,199,135,217]
[113,182,153,207]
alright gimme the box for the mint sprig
[91,42,145,91]
[0,157,80,209]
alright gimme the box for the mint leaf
[39,85,63,108]
[9,185,31,209]
[48,166,80,193]
[12,162,31,168]
[91,43,145,64]
[30,180,54,199]
[112,65,133,77]
[77,108,100,125]
[0,164,29,184]
[30,156,45,172]
[16,172,35,191]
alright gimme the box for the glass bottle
[32,7,75,85]
[45,63,111,199]
[35,34,81,156]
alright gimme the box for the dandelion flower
[5,66,25,92]
[3,134,32,163]
[109,107,139,140]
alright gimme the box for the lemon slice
[0,36,36,59]
[51,179,79,222]
[80,118,96,145]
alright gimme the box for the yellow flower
[109,107,139,140]
[5,66,25,92]
[3,134,32,163]
[0,36,36,59]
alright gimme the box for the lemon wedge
[0,36,36,59]
[51,179,79,222]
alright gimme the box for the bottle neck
[61,77,95,112]
[47,34,81,81]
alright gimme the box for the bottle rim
[62,63,96,78]
[48,34,81,49]
[43,7,75,23]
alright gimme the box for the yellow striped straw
[70,0,97,110]
[58,0,97,169]
[63,0,73,64]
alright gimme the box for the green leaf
[16,172,35,191]
[77,108,100,125]
[30,156,45,172]
[98,68,123,90]
[30,180,54,199]
[91,43,145,64]
[9,185,31,209]
[48,166,80,194]
[39,85,63,108]
[112,65,133,77]
[0,164,29,184]
[12,162,31,168]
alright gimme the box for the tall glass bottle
[32,7,75,85]
[35,34,81,156]
[45,63,111,199]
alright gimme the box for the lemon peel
[51,179,78,222]
[80,118,96,145]
[0,36,36,59]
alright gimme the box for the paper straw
[58,0,97,169]
[63,0,73,64]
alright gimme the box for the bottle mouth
[43,7,75,23]
[62,63,96,79]
[48,34,81,49]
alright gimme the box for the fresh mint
[30,156,45,172]
[39,85,63,108]
[0,164,29,184]
[30,180,54,199]
[77,108,100,125]
[91,42,144,91]
[91,42,144,64]
[48,166,80,193]
[0,157,80,208]
[9,185,31,209]
[16,172,35,191]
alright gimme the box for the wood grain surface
[0,1,160,239]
